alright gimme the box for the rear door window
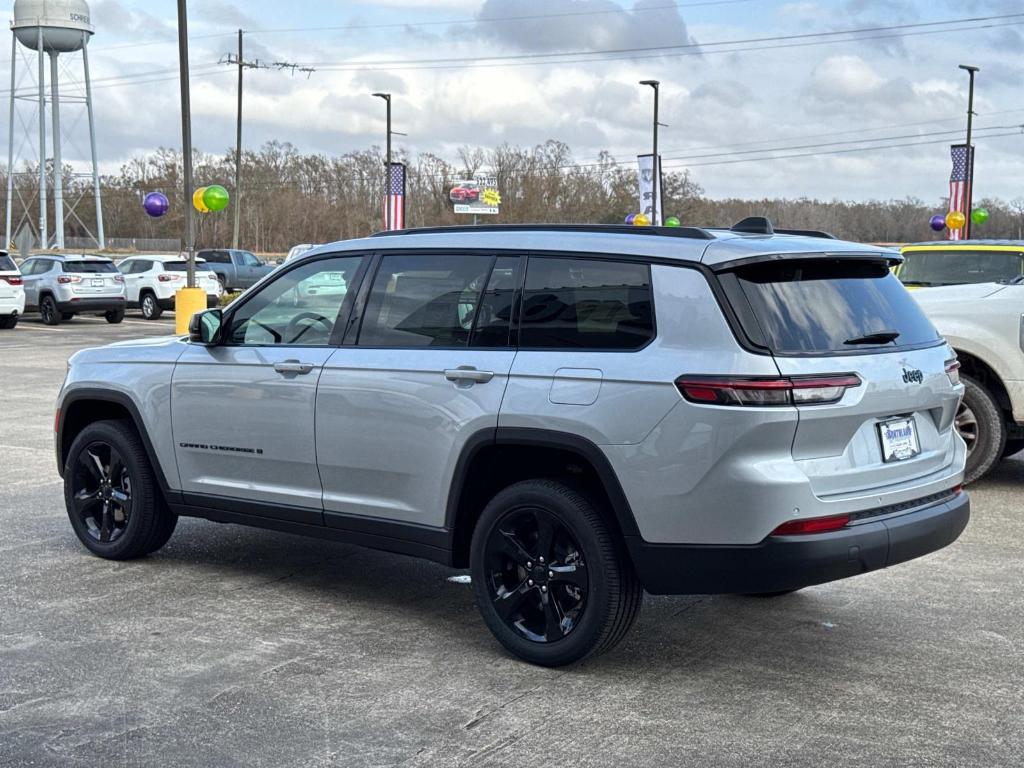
[722,258,941,355]
[519,257,654,350]
[900,249,1024,286]
[62,260,118,274]
[358,254,492,348]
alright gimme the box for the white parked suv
[913,280,1024,482]
[118,255,222,320]
[20,253,125,325]
[0,251,25,329]
[55,221,969,666]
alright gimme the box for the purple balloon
[624,213,636,225]
[143,191,169,218]
[929,214,946,232]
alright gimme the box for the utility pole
[959,64,979,239]
[640,80,660,225]
[373,92,392,230]
[233,28,242,249]
[177,0,194,289]
[219,50,314,249]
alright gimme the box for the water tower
[5,0,104,251]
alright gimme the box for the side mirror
[189,308,223,345]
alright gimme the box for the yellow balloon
[193,186,210,213]
[633,212,650,226]
[945,210,966,230]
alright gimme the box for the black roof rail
[370,223,715,241]
[731,216,774,235]
[774,228,837,239]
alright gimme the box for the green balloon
[203,184,230,212]
[971,207,989,225]
[664,216,681,227]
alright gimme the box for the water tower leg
[50,52,64,250]
[81,33,103,250]
[5,34,16,249]
[36,27,46,249]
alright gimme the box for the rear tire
[61,312,74,321]
[470,479,642,666]
[140,292,163,320]
[0,314,17,329]
[40,295,60,325]
[105,310,125,324]
[958,373,1006,484]
[63,419,177,560]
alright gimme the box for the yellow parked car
[898,240,1024,287]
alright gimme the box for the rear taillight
[54,407,61,433]
[676,374,861,407]
[158,273,183,282]
[945,359,961,386]
[771,513,850,536]
[114,275,124,283]
[57,275,81,284]
[1,275,22,286]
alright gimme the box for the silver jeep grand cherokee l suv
[55,220,969,666]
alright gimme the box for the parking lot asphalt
[1,316,1022,768]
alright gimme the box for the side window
[20,260,37,275]
[519,257,654,350]
[472,255,521,348]
[227,255,363,346]
[242,252,261,266]
[359,253,492,348]
[121,260,140,274]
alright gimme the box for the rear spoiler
[710,250,903,272]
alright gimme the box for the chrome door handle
[274,361,314,375]
[444,367,494,383]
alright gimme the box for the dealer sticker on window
[878,417,921,462]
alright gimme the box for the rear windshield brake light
[676,374,861,407]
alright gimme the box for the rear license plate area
[90,278,104,287]
[878,417,921,462]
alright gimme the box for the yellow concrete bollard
[174,288,209,335]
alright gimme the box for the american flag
[948,144,973,241]
[383,162,406,230]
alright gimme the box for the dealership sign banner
[637,154,663,226]
[451,176,501,215]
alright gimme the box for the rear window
[0,255,16,271]
[62,260,118,274]
[163,261,211,272]
[724,258,940,355]
[899,249,1024,286]
[200,250,230,264]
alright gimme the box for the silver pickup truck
[195,248,275,293]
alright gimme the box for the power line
[301,12,1024,70]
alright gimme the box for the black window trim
[218,250,371,349]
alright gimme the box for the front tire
[64,420,177,559]
[957,373,1006,484]
[40,295,60,325]
[140,292,163,320]
[470,479,642,666]
[105,310,125,324]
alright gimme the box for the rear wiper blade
[844,330,901,345]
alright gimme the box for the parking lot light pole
[640,80,660,226]
[959,64,979,240]
[373,92,391,231]
[174,0,206,334]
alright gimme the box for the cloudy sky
[2,0,1022,204]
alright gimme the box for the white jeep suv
[118,255,222,320]
[0,251,25,329]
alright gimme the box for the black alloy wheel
[70,441,134,544]
[470,479,642,666]
[64,420,178,559]
[483,507,589,644]
[40,295,60,325]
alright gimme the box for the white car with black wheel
[118,255,222,320]
[913,281,1024,483]
[0,251,25,329]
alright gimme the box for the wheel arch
[58,389,178,502]
[954,349,1013,418]
[445,427,640,569]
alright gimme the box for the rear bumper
[57,296,126,314]
[0,294,25,314]
[627,490,970,595]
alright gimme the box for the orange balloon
[945,210,966,230]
